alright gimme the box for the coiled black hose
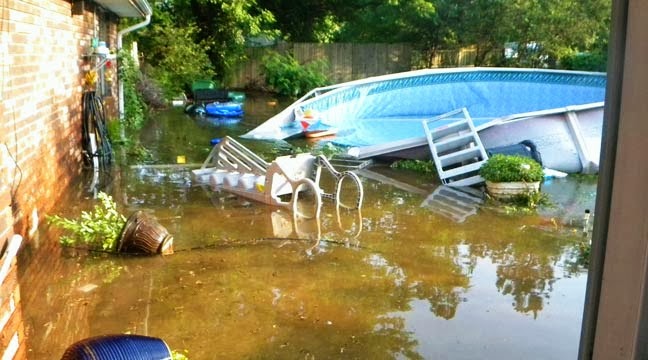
[82,91,113,168]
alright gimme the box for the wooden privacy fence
[227,43,477,88]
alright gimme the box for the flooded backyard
[17,93,596,359]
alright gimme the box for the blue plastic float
[204,101,244,117]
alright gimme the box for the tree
[170,0,277,81]
[256,0,342,42]
[132,0,277,87]
[332,0,459,67]
[133,3,215,97]
[447,0,509,65]
[492,0,610,67]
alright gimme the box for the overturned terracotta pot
[118,211,174,255]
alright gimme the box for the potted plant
[48,192,173,255]
[479,154,544,200]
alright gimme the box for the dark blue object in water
[210,138,222,145]
[205,101,244,117]
[60,334,172,360]
[184,103,206,115]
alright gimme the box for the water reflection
[18,97,595,359]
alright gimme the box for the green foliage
[577,241,591,266]
[261,0,610,69]
[484,0,611,67]
[47,192,127,251]
[506,191,552,209]
[290,142,344,158]
[256,0,341,42]
[559,51,607,72]
[262,51,329,97]
[480,155,544,183]
[141,0,277,84]
[118,49,146,130]
[391,159,437,176]
[336,0,441,43]
[106,118,153,165]
[134,6,215,98]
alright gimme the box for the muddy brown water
[18,93,596,359]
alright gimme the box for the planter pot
[60,334,171,360]
[118,211,174,255]
[485,181,540,200]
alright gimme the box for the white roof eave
[93,0,152,18]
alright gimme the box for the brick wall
[1,1,121,358]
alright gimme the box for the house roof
[93,0,152,18]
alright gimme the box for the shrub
[118,49,147,130]
[262,51,329,97]
[559,51,607,72]
[479,154,544,183]
[47,192,126,251]
[134,12,216,100]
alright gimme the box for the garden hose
[82,91,113,169]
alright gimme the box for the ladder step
[433,133,476,153]
[436,187,483,205]
[439,147,485,168]
[446,174,485,187]
[428,196,474,213]
[329,155,373,170]
[430,119,471,139]
[440,161,486,179]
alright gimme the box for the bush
[262,51,329,97]
[47,192,126,251]
[559,51,607,72]
[479,154,544,183]
[134,12,215,100]
[118,49,147,130]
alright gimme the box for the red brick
[1,0,120,243]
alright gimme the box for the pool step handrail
[199,136,268,175]
[194,136,364,218]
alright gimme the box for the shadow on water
[18,93,596,359]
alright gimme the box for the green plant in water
[479,154,544,182]
[510,190,552,208]
[47,192,126,251]
[500,191,552,211]
[290,142,344,158]
[106,120,154,165]
[391,159,438,176]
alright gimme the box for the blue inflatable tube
[205,102,244,117]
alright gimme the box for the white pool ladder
[423,108,488,187]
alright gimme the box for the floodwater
[18,93,596,359]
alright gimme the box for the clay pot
[60,334,171,360]
[118,211,174,255]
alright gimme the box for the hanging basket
[485,181,540,200]
[118,211,174,255]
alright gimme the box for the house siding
[1,1,121,358]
